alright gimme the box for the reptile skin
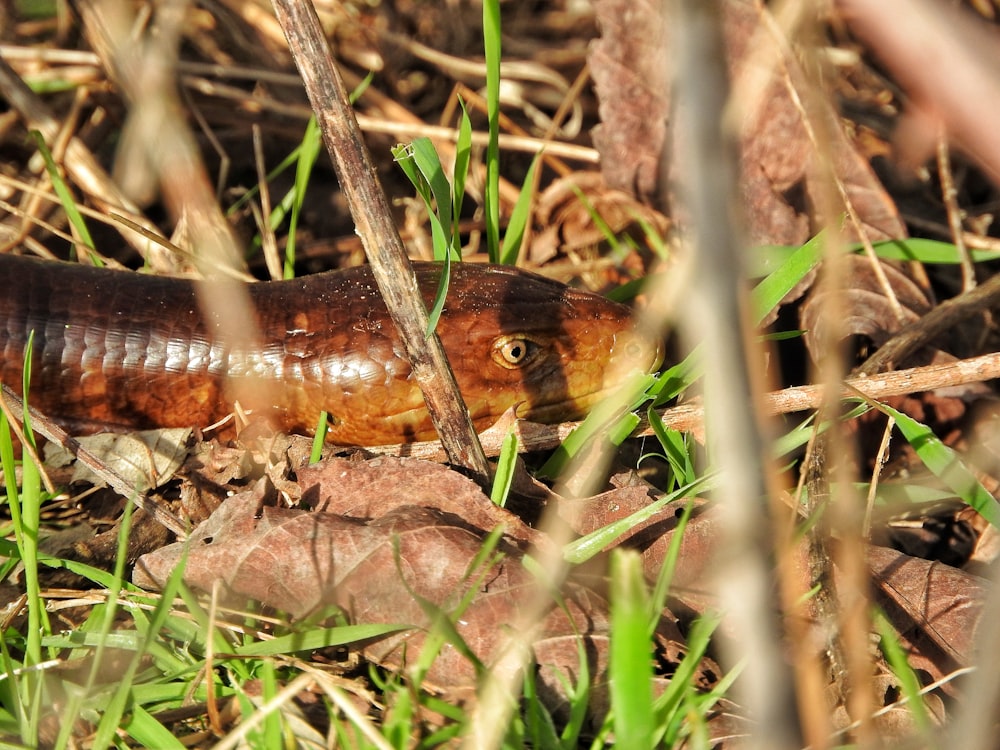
[0,254,660,445]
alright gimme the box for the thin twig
[270,0,491,484]
[936,133,976,291]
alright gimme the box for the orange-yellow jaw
[310,264,662,445]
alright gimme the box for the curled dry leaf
[630,503,988,688]
[799,256,994,477]
[838,0,1000,181]
[831,669,946,736]
[799,254,931,362]
[559,486,724,617]
[725,0,907,245]
[871,499,982,569]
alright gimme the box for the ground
[2,1,1000,747]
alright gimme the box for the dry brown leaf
[799,254,991,440]
[727,0,906,244]
[589,0,906,244]
[560,489,722,617]
[43,428,192,491]
[830,669,946,736]
[868,543,987,686]
[799,255,931,361]
[589,0,669,203]
[838,0,1000,182]
[296,456,544,550]
[872,500,981,569]
[132,471,706,717]
[625,503,988,686]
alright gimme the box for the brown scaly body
[0,254,660,445]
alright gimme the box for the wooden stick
[270,0,491,484]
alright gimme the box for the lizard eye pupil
[492,336,538,368]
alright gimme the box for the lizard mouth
[516,329,664,425]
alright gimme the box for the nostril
[616,332,664,372]
[601,334,663,393]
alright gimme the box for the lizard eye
[492,335,540,369]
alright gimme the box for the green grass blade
[412,137,455,246]
[0,338,50,746]
[392,142,433,205]
[0,636,27,740]
[396,529,505,686]
[873,608,933,736]
[70,500,137,750]
[130,551,196,681]
[0,539,144,590]
[851,480,959,508]
[392,139,459,273]
[235,623,410,657]
[123,704,186,749]
[662,656,741,747]
[521,665,561,750]
[452,99,473,257]
[649,349,702,407]
[750,230,824,325]
[232,70,372,222]
[377,669,416,747]
[557,638,592,748]
[18,337,50,668]
[489,430,518,508]
[564,473,718,564]
[257,658,283,749]
[425,252,452,335]
[499,152,541,265]
[482,0,502,262]
[1,430,46,670]
[605,272,664,304]
[751,237,1000,275]
[538,372,656,478]
[772,402,869,460]
[647,499,695,637]
[283,116,322,278]
[876,401,1000,528]
[228,144,301,218]
[646,415,697,489]
[567,184,624,254]
[870,238,1000,264]
[30,131,97,260]
[309,411,329,463]
[655,611,723,739]
[609,550,654,747]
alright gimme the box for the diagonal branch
[269,0,491,484]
